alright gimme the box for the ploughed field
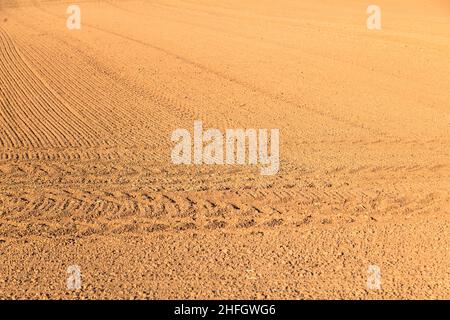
[0,0,449,299]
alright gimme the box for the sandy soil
[0,0,449,299]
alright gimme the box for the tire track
[1,166,449,238]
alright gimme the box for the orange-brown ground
[0,0,449,299]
